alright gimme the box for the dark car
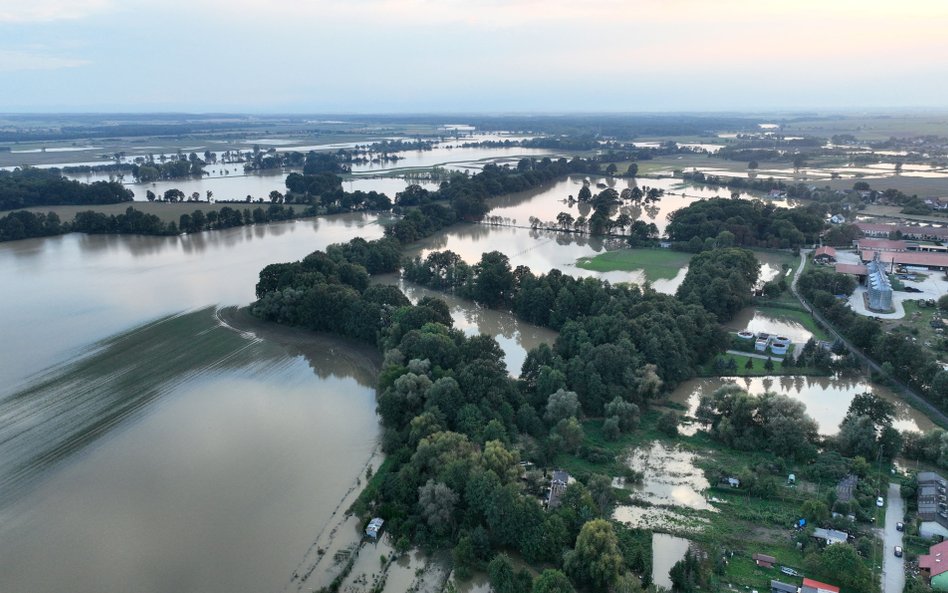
[897,521,904,532]
[904,287,923,293]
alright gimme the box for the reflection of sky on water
[668,375,935,435]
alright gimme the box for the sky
[0,0,947,113]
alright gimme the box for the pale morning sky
[0,0,946,112]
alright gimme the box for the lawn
[575,248,693,280]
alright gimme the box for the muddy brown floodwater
[668,375,936,435]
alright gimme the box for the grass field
[575,248,693,280]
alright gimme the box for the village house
[813,246,837,264]
[919,540,948,590]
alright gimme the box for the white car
[877,496,885,507]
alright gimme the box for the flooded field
[0,310,381,593]
[623,442,713,511]
[0,213,385,388]
[668,376,936,435]
[486,175,754,235]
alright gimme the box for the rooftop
[812,527,848,545]
[920,540,948,577]
[814,246,837,257]
[835,263,868,276]
[861,250,948,267]
[856,238,909,251]
[802,577,840,593]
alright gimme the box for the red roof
[855,222,948,239]
[814,246,837,258]
[856,238,908,251]
[861,250,948,267]
[835,263,868,276]
[920,541,948,577]
[802,577,840,593]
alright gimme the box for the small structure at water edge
[919,540,948,590]
[365,517,384,540]
[755,332,772,352]
[801,578,840,593]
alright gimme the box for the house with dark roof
[771,581,797,593]
[753,552,776,568]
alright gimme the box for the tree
[748,160,759,170]
[488,554,531,593]
[564,520,624,590]
[745,357,754,370]
[805,543,872,592]
[546,389,581,424]
[764,357,774,371]
[418,480,458,537]
[532,569,575,593]
[625,163,639,177]
[145,189,156,201]
[604,397,639,431]
[605,163,618,176]
[657,410,679,437]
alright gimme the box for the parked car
[877,496,885,507]
[895,546,903,557]
[904,286,923,293]
[897,521,904,531]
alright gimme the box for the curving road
[790,250,948,428]
[883,482,906,593]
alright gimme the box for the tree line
[0,167,132,211]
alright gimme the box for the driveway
[883,482,906,593]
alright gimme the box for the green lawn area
[575,248,693,280]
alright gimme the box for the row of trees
[0,204,310,242]
[0,167,132,211]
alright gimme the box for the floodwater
[386,278,559,376]
[623,442,713,511]
[0,214,393,593]
[724,308,813,345]
[0,311,381,593]
[668,376,936,435]
[486,175,753,235]
[407,223,686,293]
[651,533,692,590]
[0,213,385,387]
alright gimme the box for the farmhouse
[813,246,837,264]
[860,249,948,271]
[547,470,571,509]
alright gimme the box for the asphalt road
[883,482,906,593]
